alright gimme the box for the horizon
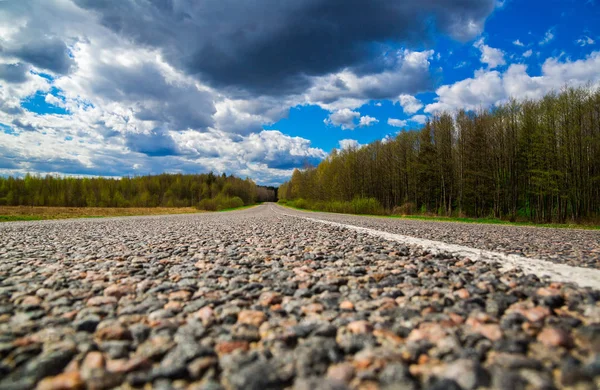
[1,0,600,186]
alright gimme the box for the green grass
[281,198,385,216]
[216,204,260,212]
[0,215,45,222]
[379,214,600,230]
[278,203,600,230]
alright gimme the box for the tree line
[0,173,276,210]
[279,87,600,223]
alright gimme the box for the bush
[392,202,416,216]
[197,198,218,211]
[351,197,384,215]
[197,196,245,211]
[285,197,383,215]
[290,198,311,210]
[218,196,244,210]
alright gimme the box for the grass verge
[216,204,260,212]
[278,202,600,230]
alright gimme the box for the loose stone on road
[0,204,599,389]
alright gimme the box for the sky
[1,0,599,186]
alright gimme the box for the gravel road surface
[0,204,599,389]
[277,205,600,269]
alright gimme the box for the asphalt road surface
[0,203,599,389]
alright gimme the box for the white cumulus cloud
[359,115,379,127]
[388,118,408,127]
[474,38,506,69]
[425,51,600,114]
[396,94,424,114]
[338,139,362,150]
[410,115,428,124]
[323,108,361,130]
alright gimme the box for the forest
[279,87,600,224]
[0,173,276,211]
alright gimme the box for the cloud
[125,128,180,157]
[11,118,37,132]
[410,115,428,124]
[324,108,361,130]
[359,115,378,127]
[388,118,408,127]
[513,39,525,47]
[0,0,499,184]
[576,36,595,46]
[173,129,327,172]
[307,49,435,111]
[72,0,495,95]
[425,69,505,113]
[523,49,533,58]
[0,63,29,84]
[213,96,293,136]
[338,139,362,150]
[396,94,424,114]
[44,93,66,108]
[54,43,216,132]
[0,124,327,185]
[6,37,74,75]
[474,38,506,69]
[425,51,600,113]
[242,130,327,169]
[540,29,555,45]
[324,110,377,130]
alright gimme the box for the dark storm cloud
[74,0,496,95]
[0,102,24,116]
[9,37,73,75]
[125,129,180,157]
[11,119,37,132]
[0,63,29,83]
[0,156,18,169]
[263,157,322,170]
[88,61,215,131]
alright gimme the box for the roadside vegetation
[279,87,600,225]
[279,198,385,215]
[0,173,276,212]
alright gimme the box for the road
[0,203,599,389]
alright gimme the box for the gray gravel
[0,204,599,389]
[277,205,600,269]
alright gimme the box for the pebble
[237,310,267,327]
[326,362,355,383]
[347,320,373,334]
[36,372,84,390]
[215,341,250,355]
[537,327,573,348]
[95,325,132,341]
[440,359,490,390]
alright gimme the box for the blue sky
[1,0,599,185]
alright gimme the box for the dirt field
[0,206,201,221]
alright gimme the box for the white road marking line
[271,205,600,290]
